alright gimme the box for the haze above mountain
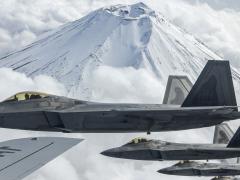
[186,0,240,11]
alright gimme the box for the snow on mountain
[0,2,240,102]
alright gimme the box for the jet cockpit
[126,137,150,145]
[3,91,50,102]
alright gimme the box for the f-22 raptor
[0,60,239,133]
[101,125,240,161]
[158,161,240,177]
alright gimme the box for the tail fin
[213,123,234,144]
[227,127,240,148]
[214,124,240,163]
[181,60,237,108]
[163,75,193,105]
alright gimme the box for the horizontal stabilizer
[182,60,237,108]
[0,137,82,180]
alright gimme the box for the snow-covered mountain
[0,2,239,101]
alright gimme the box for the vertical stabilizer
[227,127,240,148]
[163,75,193,105]
[214,123,240,163]
[181,60,237,108]
[213,123,234,144]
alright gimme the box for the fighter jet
[212,177,238,180]
[158,161,240,177]
[0,137,82,180]
[0,60,239,133]
[101,125,240,161]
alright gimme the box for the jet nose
[101,148,121,158]
[158,168,171,175]
[158,166,190,176]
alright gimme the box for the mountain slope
[0,2,239,101]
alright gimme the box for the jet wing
[0,137,82,180]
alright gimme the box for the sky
[0,0,239,180]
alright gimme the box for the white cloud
[0,0,91,55]
[25,157,79,180]
[152,0,240,68]
[0,68,66,101]
[86,66,164,103]
[184,0,240,11]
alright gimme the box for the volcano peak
[103,2,155,19]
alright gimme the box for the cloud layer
[154,0,240,68]
[86,66,164,103]
[0,68,66,101]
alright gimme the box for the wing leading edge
[0,137,82,180]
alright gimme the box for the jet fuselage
[159,161,240,177]
[101,139,240,161]
[0,95,238,133]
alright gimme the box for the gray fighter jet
[101,125,240,161]
[0,60,239,133]
[0,137,82,180]
[212,177,237,180]
[158,161,240,177]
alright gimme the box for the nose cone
[101,146,161,160]
[158,167,173,175]
[158,166,197,176]
[101,148,123,158]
